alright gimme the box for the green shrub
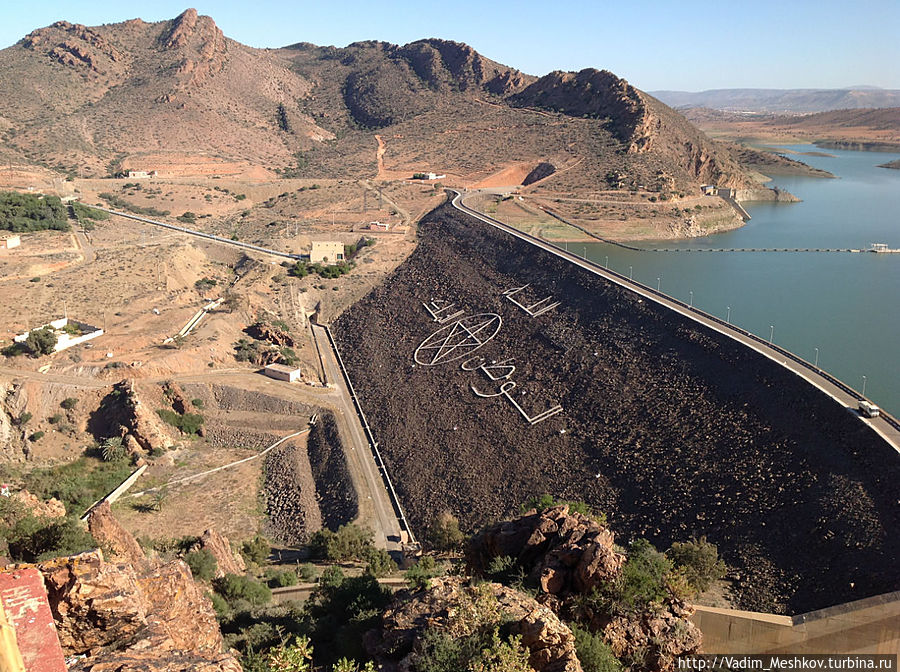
[520,493,605,523]
[405,555,438,591]
[426,511,465,552]
[667,536,727,595]
[265,568,298,588]
[573,624,624,672]
[299,563,318,582]
[28,431,45,442]
[60,397,78,409]
[618,539,674,610]
[214,573,272,609]
[191,398,205,409]
[185,548,218,582]
[310,524,374,562]
[0,500,98,562]
[363,547,396,578]
[24,327,57,356]
[22,456,134,513]
[241,534,270,565]
[48,414,63,424]
[17,412,32,426]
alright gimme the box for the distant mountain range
[649,88,900,114]
[0,8,758,195]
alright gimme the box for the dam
[332,197,900,618]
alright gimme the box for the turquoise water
[577,146,900,416]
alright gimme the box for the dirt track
[333,202,900,615]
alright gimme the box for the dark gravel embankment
[264,441,322,545]
[306,412,359,530]
[332,201,900,615]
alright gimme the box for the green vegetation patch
[0,191,69,232]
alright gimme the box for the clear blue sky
[2,0,898,91]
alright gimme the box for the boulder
[192,529,246,578]
[36,549,239,671]
[87,500,147,568]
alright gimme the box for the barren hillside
[0,9,764,197]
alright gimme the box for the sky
[2,0,898,91]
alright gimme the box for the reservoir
[577,146,900,416]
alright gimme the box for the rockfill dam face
[333,202,900,615]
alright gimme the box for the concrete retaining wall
[692,591,900,654]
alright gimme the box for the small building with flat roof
[310,241,345,264]
[264,363,302,382]
[1,234,21,249]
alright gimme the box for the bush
[24,327,57,356]
[426,511,465,552]
[61,397,78,409]
[573,624,623,672]
[667,537,726,595]
[22,456,134,513]
[363,547,396,578]
[405,555,439,591]
[1,500,98,562]
[241,534,271,565]
[185,548,219,582]
[16,411,32,426]
[214,573,272,609]
[265,568,298,588]
[155,408,204,436]
[48,413,63,424]
[100,436,127,462]
[618,539,675,610]
[310,524,374,562]
[299,563,318,582]
[28,431,44,442]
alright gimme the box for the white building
[264,363,303,382]
[0,235,20,250]
[14,318,103,353]
[310,241,345,264]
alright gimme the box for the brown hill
[682,107,900,151]
[0,9,759,196]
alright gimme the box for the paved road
[311,323,404,553]
[450,189,900,454]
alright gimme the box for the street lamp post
[657,277,661,292]
[726,306,731,324]
[769,325,774,343]
[814,347,819,368]
[604,255,608,269]
[629,265,633,280]
[689,291,693,307]
[583,246,587,260]
[862,375,867,396]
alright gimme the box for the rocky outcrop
[468,507,701,671]
[87,501,147,568]
[193,529,246,578]
[36,548,239,671]
[11,489,66,519]
[368,576,582,672]
[468,505,625,598]
[398,39,532,96]
[511,69,650,150]
[245,322,296,348]
[22,21,123,74]
[157,9,227,88]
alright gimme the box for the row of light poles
[564,245,873,401]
